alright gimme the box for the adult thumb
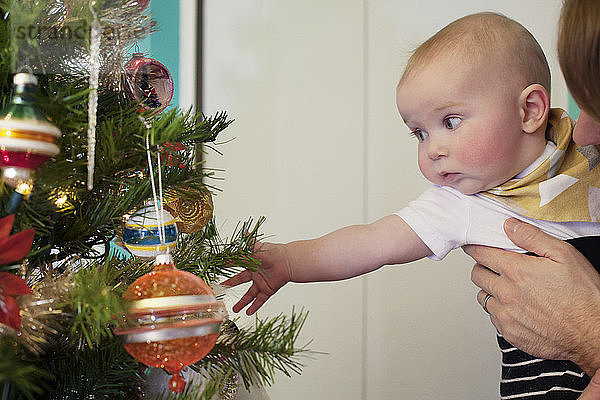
[503,218,565,259]
[579,369,600,399]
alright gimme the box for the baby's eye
[410,129,429,142]
[444,117,461,130]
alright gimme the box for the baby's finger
[245,291,270,315]
[231,284,259,313]
[221,270,252,287]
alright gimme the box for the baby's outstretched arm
[223,214,432,315]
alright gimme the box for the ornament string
[142,117,167,251]
[86,5,102,191]
[156,141,166,243]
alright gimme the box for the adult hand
[222,241,292,315]
[463,218,600,376]
[580,369,600,400]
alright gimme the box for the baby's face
[396,56,529,194]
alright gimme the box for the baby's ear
[519,84,550,134]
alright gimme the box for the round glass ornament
[123,202,178,257]
[115,254,226,393]
[124,53,174,114]
[134,0,151,10]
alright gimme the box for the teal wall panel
[568,92,580,120]
[139,1,180,108]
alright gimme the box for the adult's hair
[401,12,551,95]
[558,0,600,123]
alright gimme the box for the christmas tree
[0,1,311,399]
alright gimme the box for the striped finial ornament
[0,73,61,190]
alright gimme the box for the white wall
[201,1,567,399]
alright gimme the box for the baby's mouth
[439,171,459,183]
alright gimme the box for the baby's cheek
[417,158,439,184]
[462,148,493,166]
[459,136,508,168]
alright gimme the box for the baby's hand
[222,242,292,315]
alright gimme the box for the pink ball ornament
[134,0,151,11]
[124,53,174,114]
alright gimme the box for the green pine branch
[43,337,144,400]
[200,309,315,390]
[66,257,128,347]
[0,337,51,400]
[175,217,266,283]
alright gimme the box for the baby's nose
[426,137,448,160]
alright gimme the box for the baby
[225,12,600,399]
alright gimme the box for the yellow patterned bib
[480,108,600,222]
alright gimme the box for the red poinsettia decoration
[161,142,188,169]
[0,214,35,331]
[0,272,32,331]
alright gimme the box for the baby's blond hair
[400,12,550,95]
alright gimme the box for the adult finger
[462,244,524,275]
[476,290,491,310]
[471,263,500,295]
[503,218,569,260]
[578,369,600,400]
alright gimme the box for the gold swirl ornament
[163,187,213,234]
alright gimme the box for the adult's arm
[580,369,600,399]
[464,218,600,376]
